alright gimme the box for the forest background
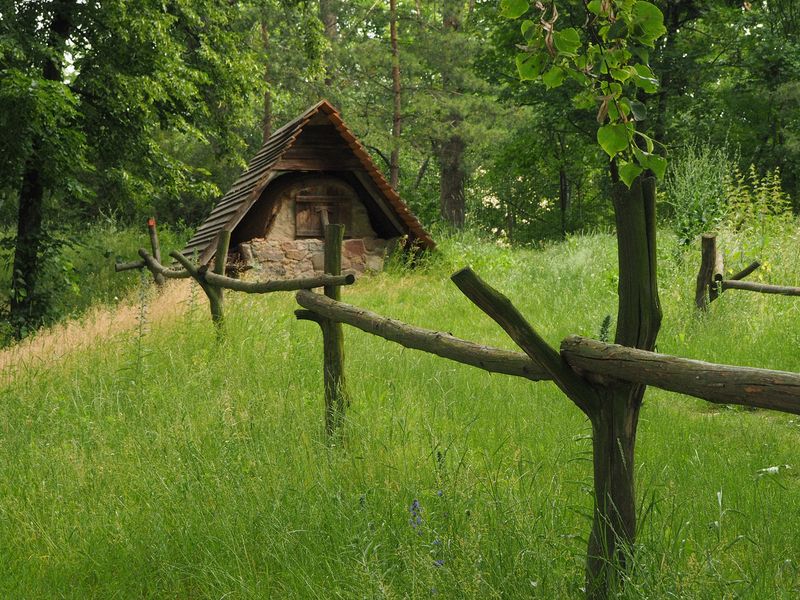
[1,0,798,341]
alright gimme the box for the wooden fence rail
[297,275,800,416]
[295,289,548,381]
[696,233,800,309]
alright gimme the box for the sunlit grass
[1,223,799,598]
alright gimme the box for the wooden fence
[117,220,352,434]
[118,218,800,599]
[695,233,800,309]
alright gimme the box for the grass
[0,221,189,344]
[1,224,800,598]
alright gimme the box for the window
[294,180,354,237]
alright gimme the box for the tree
[0,0,262,338]
[502,0,667,595]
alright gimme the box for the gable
[181,100,435,265]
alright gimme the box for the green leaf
[636,131,655,153]
[610,68,631,82]
[500,0,529,19]
[572,89,596,110]
[631,64,658,93]
[542,65,566,89]
[521,19,536,39]
[597,123,631,157]
[516,52,545,81]
[631,1,667,47]
[633,147,668,179]
[647,154,667,179]
[629,100,647,121]
[554,28,580,56]
[587,0,602,14]
[619,161,644,187]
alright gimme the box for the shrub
[663,143,735,245]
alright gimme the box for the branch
[295,290,549,382]
[561,335,800,415]
[729,261,761,282]
[450,267,597,414]
[137,249,191,279]
[115,260,145,272]
[204,270,355,293]
[721,280,800,297]
[168,250,202,279]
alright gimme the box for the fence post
[695,234,717,310]
[147,217,166,287]
[322,223,348,435]
[208,230,230,331]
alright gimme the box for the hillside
[1,229,799,598]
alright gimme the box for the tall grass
[0,221,189,344]
[1,224,799,598]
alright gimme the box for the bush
[663,143,735,245]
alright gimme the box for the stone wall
[241,236,397,279]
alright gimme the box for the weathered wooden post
[147,217,166,287]
[208,230,230,328]
[696,234,719,310]
[170,230,230,334]
[294,223,349,435]
[322,223,348,434]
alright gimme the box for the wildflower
[409,499,422,532]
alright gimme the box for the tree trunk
[586,388,639,598]
[437,0,466,229]
[438,128,466,228]
[585,176,661,598]
[389,0,401,189]
[320,0,337,89]
[9,0,74,338]
[10,154,46,336]
[559,165,570,239]
[261,19,272,144]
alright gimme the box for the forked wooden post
[321,223,348,435]
[695,234,717,310]
[147,217,166,287]
[168,230,230,335]
[208,230,231,330]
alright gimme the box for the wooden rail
[296,288,800,416]
[696,234,799,308]
[295,289,548,381]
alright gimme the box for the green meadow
[1,227,799,598]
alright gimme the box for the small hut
[182,100,435,277]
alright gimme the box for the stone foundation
[239,237,397,279]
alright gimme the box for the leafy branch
[501,0,668,186]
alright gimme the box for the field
[1,227,799,598]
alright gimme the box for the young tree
[502,0,667,595]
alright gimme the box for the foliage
[724,165,793,234]
[662,142,735,245]
[0,221,189,346]
[505,0,668,186]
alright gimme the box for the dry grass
[0,279,194,386]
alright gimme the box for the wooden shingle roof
[183,100,435,265]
